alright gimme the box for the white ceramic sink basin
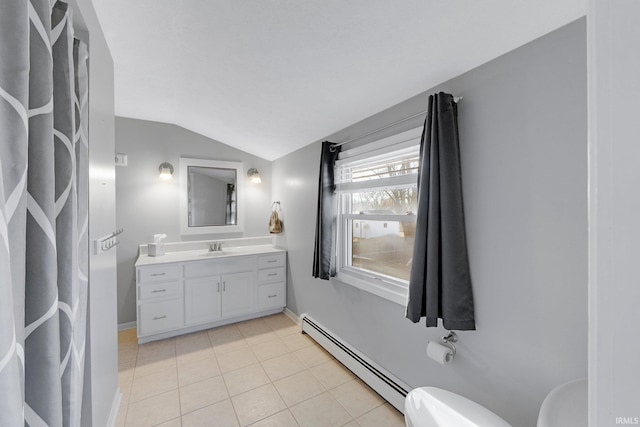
[537,379,587,427]
[199,246,262,257]
[405,387,511,427]
[199,251,229,257]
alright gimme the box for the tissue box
[148,242,165,257]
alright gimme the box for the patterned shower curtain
[0,1,90,426]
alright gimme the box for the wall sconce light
[247,168,262,184]
[159,162,174,180]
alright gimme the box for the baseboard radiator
[300,314,410,413]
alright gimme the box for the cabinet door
[185,277,222,325]
[221,272,254,318]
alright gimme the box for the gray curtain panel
[1,1,89,425]
[312,141,341,279]
[406,92,476,331]
[0,1,29,425]
[73,37,90,426]
[53,3,81,425]
[25,1,63,426]
[226,184,235,225]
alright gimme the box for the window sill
[332,270,408,306]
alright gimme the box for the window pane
[348,157,419,182]
[351,187,417,214]
[350,219,415,281]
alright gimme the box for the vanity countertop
[135,244,285,267]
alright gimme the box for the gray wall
[115,118,272,325]
[588,2,640,423]
[272,19,587,427]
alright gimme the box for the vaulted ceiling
[92,0,585,161]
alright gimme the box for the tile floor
[117,313,405,427]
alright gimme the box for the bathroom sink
[200,251,229,257]
[537,379,587,427]
[405,387,511,427]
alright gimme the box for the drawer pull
[268,273,277,277]
[267,260,277,263]
[152,289,166,293]
[267,294,278,298]
[151,273,166,277]
[153,315,167,320]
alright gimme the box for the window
[334,128,421,304]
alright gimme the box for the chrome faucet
[209,241,223,252]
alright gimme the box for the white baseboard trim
[118,321,137,332]
[282,307,300,325]
[107,388,123,427]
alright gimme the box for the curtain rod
[330,96,463,150]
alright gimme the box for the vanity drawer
[258,267,285,284]
[138,265,181,283]
[138,299,183,336]
[185,257,255,278]
[139,281,182,301]
[258,253,285,269]
[257,283,285,310]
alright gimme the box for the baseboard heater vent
[300,314,410,413]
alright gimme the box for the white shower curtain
[0,1,89,425]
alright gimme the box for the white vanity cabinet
[136,264,184,337]
[257,253,286,310]
[136,247,286,343]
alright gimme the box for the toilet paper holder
[441,331,458,357]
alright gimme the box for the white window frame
[332,127,422,306]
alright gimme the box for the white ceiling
[92,0,585,161]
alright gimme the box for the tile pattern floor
[117,313,405,427]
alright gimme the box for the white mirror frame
[179,158,245,235]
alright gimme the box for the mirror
[188,166,237,227]
[179,158,244,234]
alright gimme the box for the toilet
[537,378,587,427]
[404,387,512,427]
